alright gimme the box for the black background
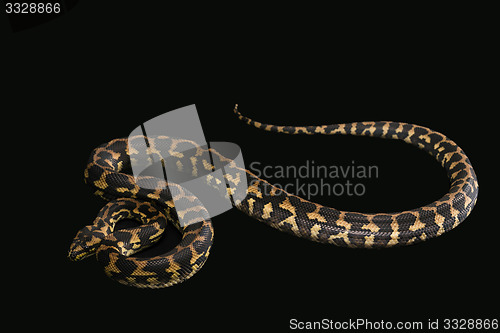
[3,3,496,331]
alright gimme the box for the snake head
[68,226,103,261]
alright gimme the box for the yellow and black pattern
[69,104,479,288]
[68,198,167,261]
[69,137,214,288]
[233,105,479,248]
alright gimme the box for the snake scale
[68,104,479,288]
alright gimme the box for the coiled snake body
[69,105,479,288]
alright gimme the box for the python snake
[68,104,479,288]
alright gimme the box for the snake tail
[233,104,479,248]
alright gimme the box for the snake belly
[231,105,479,248]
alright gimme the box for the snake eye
[68,242,90,261]
[67,227,100,261]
